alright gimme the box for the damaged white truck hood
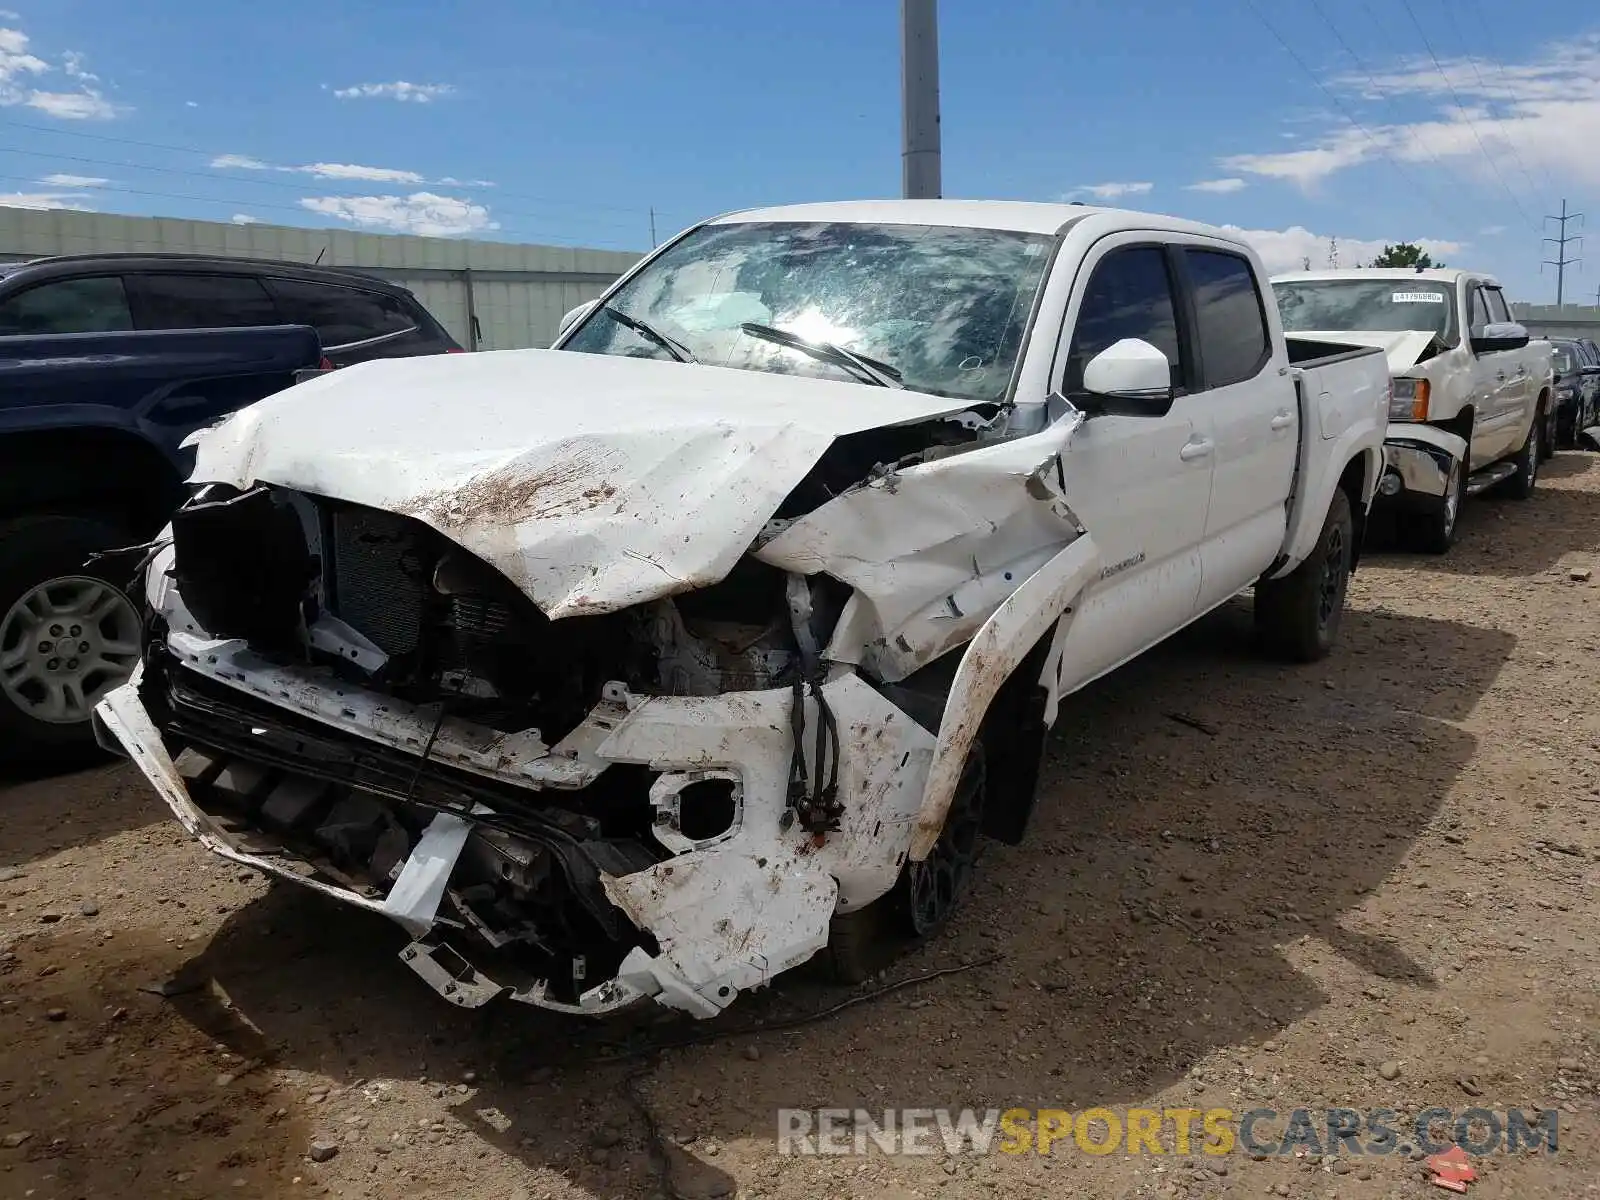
[1294,329,1439,372]
[189,348,967,618]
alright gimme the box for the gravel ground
[3,452,1599,1200]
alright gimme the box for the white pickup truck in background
[96,200,1389,1019]
[1272,269,1554,553]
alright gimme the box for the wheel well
[0,428,183,535]
[1440,405,1475,446]
[1338,455,1369,574]
[977,625,1056,844]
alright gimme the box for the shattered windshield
[560,221,1056,403]
[1273,279,1458,344]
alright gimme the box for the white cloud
[231,213,262,225]
[0,190,94,211]
[1185,177,1247,194]
[211,153,270,170]
[1070,181,1154,200]
[302,162,424,183]
[1479,224,1507,236]
[212,152,455,186]
[39,172,107,187]
[0,24,118,119]
[299,191,497,237]
[332,81,453,103]
[1225,224,1463,274]
[24,90,116,119]
[61,49,96,82]
[185,99,199,108]
[1221,34,1600,191]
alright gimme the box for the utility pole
[1542,199,1584,306]
[649,207,657,249]
[901,0,941,199]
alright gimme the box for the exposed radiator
[328,508,428,656]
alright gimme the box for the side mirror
[556,300,598,340]
[1470,321,1529,354]
[1080,338,1175,417]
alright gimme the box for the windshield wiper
[599,305,697,363]
[738,322,903,389]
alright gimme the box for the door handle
[1496,371,1506,382]
[1270,412,1294,431]
[1179,437,1214,462]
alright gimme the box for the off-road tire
[824,747,987,984]
[1254,487,1354,664]
[0,513,140,767]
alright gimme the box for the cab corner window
[1185,249,1269,389]
[1064,246,1183,394]
[1486,287,1511,325]
[0,276,133,336]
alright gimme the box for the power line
[1439,1,1545,208]
[1235,0,1464,230]
[0,145,656,237]
[1542,199,1583,307]
[0,116,693,226]
[1302,0,1459,184]
[1397,0,1535,230]
[1466,0,1559,195]
[0,173,645,251]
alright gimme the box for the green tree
[1369,242,1442,268]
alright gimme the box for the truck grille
[328,508,428,656]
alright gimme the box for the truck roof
[1270,267,1499,288]
[703,199,1262,253]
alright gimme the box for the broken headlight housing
[1390,377,1429,421]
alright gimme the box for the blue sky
[1,0,1596,302]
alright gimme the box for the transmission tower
[1543,199,1584,306]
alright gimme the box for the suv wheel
[0,515,143,766]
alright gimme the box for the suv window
[1485,287,1512,324]
[135,273,279,328]
[266,277,416,350]
[1185,249,1269,388]
[1064,246,1184,393]
[0,276,133,335]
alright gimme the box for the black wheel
[1254,487,1353,663]
[825,746,986,984]
[0,515,143,767]
[1399,453,1464,555]
[1502,412,1540,499]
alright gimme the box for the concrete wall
[0,208,644,350]
[1512,303,1600,341]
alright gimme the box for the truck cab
[1271,268,1554,553]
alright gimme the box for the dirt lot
[3,453,1599,1200]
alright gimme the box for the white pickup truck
[95,201,1388,1018]
[1272,269,1554,553]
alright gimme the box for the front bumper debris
[1376,424,1467,505]
[95,648,937,1018]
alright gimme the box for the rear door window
[133,273,280,329]
[1485,287,1512,324]
[1183,249,1271,388]
[0,276,133,335]
[265,277,417,350]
